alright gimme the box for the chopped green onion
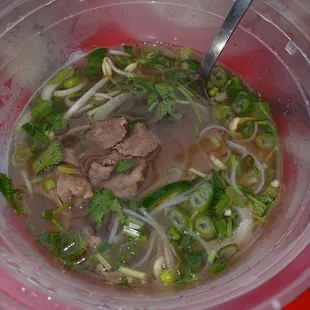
[95,253,112,271]
[168,207,190,231]
[251,101,270,120]
[210,66,228,88]
[232,91,253,115]
[47,67,72,85]
[214,104,234,127]
[213,218,227,238]
[57,165,79,175]
[194,215,216,239]
[31,176,44,183]
[227,217,233,237]
[44,179,56,193]
[160,269,175,284]
[218,244,238,259]
[63,77,81,89]
[242,121,255,139]
[208,87,219,97]
[189,191,209,213]
[210,136,221,148]
[255,133,276,151]
[214,194,231,217]
[209,258,229,274]
[208,250,217,263]
[118,266,147,280]
[168,227,181,241]
[178,48,193,61]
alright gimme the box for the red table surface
[285,290,310,309]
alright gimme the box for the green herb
[225,186,245,207]
[89,189,125,228]
[214,104,234,127]
[213,218,227,238]
[128,199,139,212]
[251,101,270,120]
[123,45,133,54]
[31,96,54,122]
[44,179,56,193]
[116,159,135,172]
[232,91,253,115]
[63,76,81,89]
[117,279,132,289]
[22,123,50,149]
[98,242,112,253]
[226,76,243,100]
[114,55,132,69]
[32,140,63,174]
[210,170,225,209]
[214,193,231,217]
[0,173,26,215]
[47,67,72,85]
[85,48,108,76]
[242,121,255,139]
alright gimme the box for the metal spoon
[200,0,253,80]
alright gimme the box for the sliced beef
[64,148,80,168]
[101,161,147,199]
[57,174,94,203]
[86,117,128,150]
[115,123,160,157]
[88,151,122,187]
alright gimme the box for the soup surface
[0,44,281,291]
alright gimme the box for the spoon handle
[200,0,253,80]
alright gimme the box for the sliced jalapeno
[255,133,276,151]
[215,104,234,127]
[168,207,190,231]
[194,215,216,239]
[232,91,253,115]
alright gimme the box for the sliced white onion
[108,49,131,57]
[226,140,248,157]
[250,152,265,194]
[64,77,108,120]
[243,123,258,142]
[150,194,189,215]
[108,214,120,244]
[73,104,94,117]
[200,125,232,138]
[92,93,134,121]
[41,83,60,101]
[230,161,244,196]
[53,82,86,98]
[21,170,33,195]
[64,96,75,107]
[133,231,157,268]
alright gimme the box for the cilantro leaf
[85,48,107,77]
[214,193,231,217]
[117,279,132,289]
[155,83,176,101]
[226,76,243,101]
[116,159,135,172]
[88,189,125,228]
[210,170,225,209]
[0,173,26,215]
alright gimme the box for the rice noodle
[150,194,189,215]
[108,49,131,57]
[41,84,60,101]
[226,140,248,157]
[108,214,120,244]
[230,161,244,196]
[223,148,232,164]
[200,125,232,138]
[243,123,258,142]
[133,231,157,268]
[64,96,75,107]
[73,104,94,117]
[138,208,175,274]
[63,77,109,120]
[53,82,86,97]
[92,93,134,122]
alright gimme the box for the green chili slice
[194,215,216,239]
